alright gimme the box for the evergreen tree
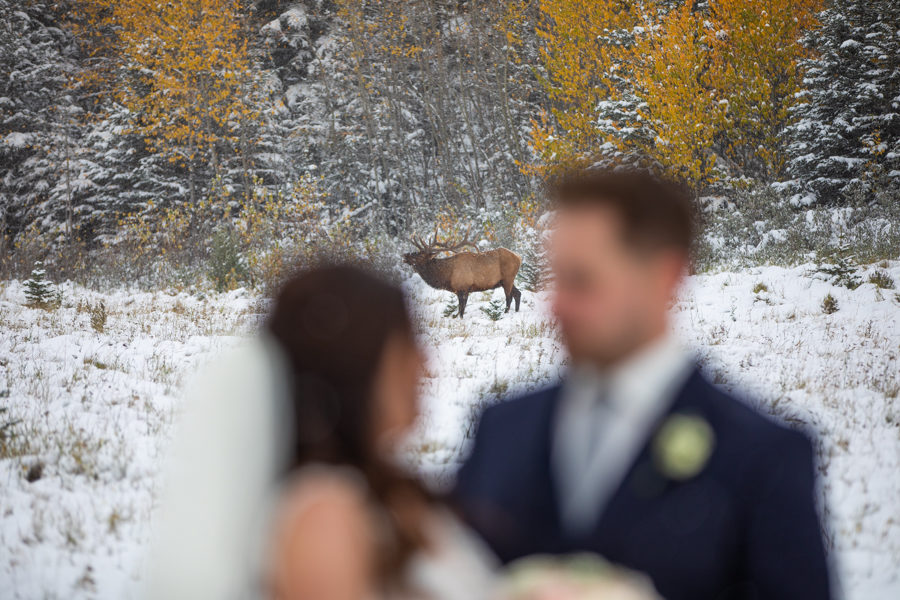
[516,241,548,293]
[787,0,900,204]
[0,2,82,243]
[23,262,59,307]
[479,297,505,321]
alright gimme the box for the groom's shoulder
[689,369,815,457]
[476,384,562,433]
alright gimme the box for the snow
[281,6,309,31]
[0,284,259,598]
[3,132,34,149]
[260,17,282,37]
[2,262,899,599]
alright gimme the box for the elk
[403,227,522,318]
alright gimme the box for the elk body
[403,229,522,318]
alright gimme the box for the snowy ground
[1,262,898,599]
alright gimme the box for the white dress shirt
[552,332,694,535]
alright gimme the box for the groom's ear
[654,246,690,298]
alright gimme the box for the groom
[453,169,833,599]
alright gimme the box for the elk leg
[512,285,521,312]
[456,291,469,318]
[503,280,514,313]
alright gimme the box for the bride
[144,264,660,600]
[260,265,499,600]
[144,264,497,600]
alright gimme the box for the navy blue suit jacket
[453,368,833,600]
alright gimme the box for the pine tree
[817,236,862,289]
[516,241,548,293]
[443,297,460,318]
[0,2,85,244]
[23,262,59,308]
[787,0,900,204]
[480,297,505,321]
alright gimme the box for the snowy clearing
[1,263,898,599]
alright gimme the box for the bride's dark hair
[266,263,431,583]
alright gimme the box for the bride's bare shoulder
[267,465,378,600]
[272,465,377,543]
[277,465,370,510]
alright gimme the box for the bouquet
[495,554,662,600]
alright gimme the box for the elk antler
[408,225,480,254]
[408,228,436,251]
[408,232,426,250]
[432,225,480,253]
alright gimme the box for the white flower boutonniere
[652,413,715,481]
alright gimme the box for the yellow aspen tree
[632,2,725,184]
[77,0,259,204]
[706,0,822,180]
[496,0,532,51]
[530,0,640,171]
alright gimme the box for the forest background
[1,0,898,291]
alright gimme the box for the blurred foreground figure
[454,169,835,600]
[145,265,495,600]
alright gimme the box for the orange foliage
[73,0,259,188]
[534,0,823,186]
[632,2,724,183]
[530,0,640,171]
[705,0,823,179]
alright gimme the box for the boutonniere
[652,413,715,481]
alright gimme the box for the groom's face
[548,203,685,367]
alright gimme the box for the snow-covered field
[1,263,898,599]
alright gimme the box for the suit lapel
[533,385,565,545]
[579,367,708,553]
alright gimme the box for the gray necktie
[557,375,613,534]
[582,383,610,464]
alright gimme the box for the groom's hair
[546,167,695,255]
